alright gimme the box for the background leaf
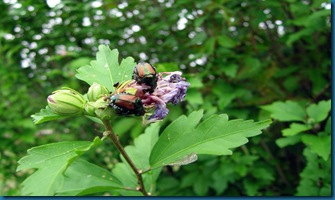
[301,134,331,161]
[306,100,331,123]
[275,135,301,148]
[282,123,312,136]
[261,101,306,122]
[149,110,271,168]
[296,148,331,196]
[17,137,102,196]
[75,45,136,91]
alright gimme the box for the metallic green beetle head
[132,62,158,93]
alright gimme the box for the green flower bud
[47,88,86,116]
[83,102,96,116]
[87,83,109,102]
[95,107,115,120]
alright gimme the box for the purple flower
[147,102,169,122]
[142,72,190,122]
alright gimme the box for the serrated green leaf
[113,123,162,196]
[31,106,69,124]
[75,45,136,91]
[301,134,331,161]
[306,100,331,123]
[56,159,123,196]
[17,137,102,196]
[282,123,312,136]
[149,110,271,168]
[261,101,306,122]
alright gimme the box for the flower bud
[95,107,115,120]
[87,83,109,102]
[83,102,96,116]
[47,88,86,116]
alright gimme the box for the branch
[102,119,149,196]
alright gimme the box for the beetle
[109,93,145,116]
[132,62,158,93]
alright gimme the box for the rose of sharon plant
[18,45,271,196]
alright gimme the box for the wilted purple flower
[147,101,169,121]
[155,72,190,104]
[141,71,190,122]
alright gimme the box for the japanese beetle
[132,62,158,93]
[109,93,145,116]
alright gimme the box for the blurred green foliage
[0,0,330,196]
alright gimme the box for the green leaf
[305,9,331,28]
[222,64,238,78]
[296,148,331,196]
[193,174,209,196]
[75,45,136,91]
[217,35,236,48]
[31,106,69,124]
[194,15,208,27]
[243,179,259,196]
[123,123,160,170]
[180,171,199,188]
[56,159,123,196]
[113,123,162,196]
[187,76,204,88]
[17,137,102,196]
[203,38,216,54]
[155,62,179,72]
[306,100,331,123]
[190,32,207,45]
[301,134,331,161]
[261,101,306,122]
[149,110,271,168]
[251,168,274,181]
[185,89,204,106]
[325,117,331,134]
[275,134,301,148]
[111,163,140,196]
[286,28,313,46]
[282,123,312,136]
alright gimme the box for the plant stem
[102,119,149,196]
